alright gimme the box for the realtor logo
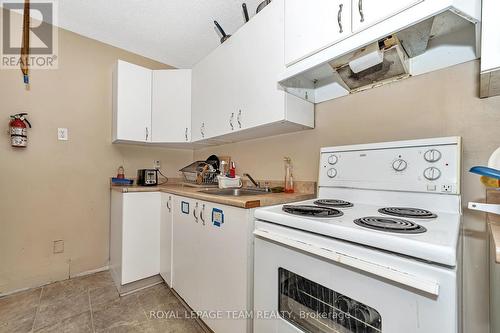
[1,0,58,69]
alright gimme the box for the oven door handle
[254,229,440,296]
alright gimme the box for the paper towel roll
[489,147,500,169]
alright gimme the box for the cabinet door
[232,0,287,130]
[481,0,500,73]
[197,201,251,333]
[171,197,202,309]
[152,70,191,143]
[160,194,173,286]
[121,192,160,284]
[191,45,235,141]
[351,0,423,32]
[113,60,152,142]
[285,0,351,66]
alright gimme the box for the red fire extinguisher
[9,113,32,148]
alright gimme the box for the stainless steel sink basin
[198,188,270,197]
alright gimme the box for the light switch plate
[58,128,68,141]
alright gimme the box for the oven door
[253,221,458,333]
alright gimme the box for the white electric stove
[253,137,463,333]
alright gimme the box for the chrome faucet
[243,173,270,192]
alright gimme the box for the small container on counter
[284,157,294,193]
[230,161,236,178]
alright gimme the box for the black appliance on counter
[137,169,158,186]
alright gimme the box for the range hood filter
[348,49,384,73]
[332,44,410,92]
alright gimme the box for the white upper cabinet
[112,60,152,143]
[191,40,236,142]
[233,0,297,129]
[113,61,192,144]
[480,0,500,98]
[284,0,423,66]
[191,0,314,143]
[152,69,192,143]
[351,0,423,32]
[285,0,352,66]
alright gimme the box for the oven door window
[279,268,382,333]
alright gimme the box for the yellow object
[481,176,500,188]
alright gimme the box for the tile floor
[0,271,205,333]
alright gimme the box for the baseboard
[118,274,164,296]
[0,265,110,298]
[171,288,214,333]
[70,265,109,278]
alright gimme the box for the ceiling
[57,0,264,68]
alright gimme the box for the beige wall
[0,18,193,294]
[195,61,500,332]
[1,8,498,332]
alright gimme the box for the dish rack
[180,161,219,185]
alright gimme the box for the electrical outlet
[441,184,453,193]
[57,128,68,141]
[53,240,64,254]
[154,160,161,169]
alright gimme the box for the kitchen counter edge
[110,183,316,209]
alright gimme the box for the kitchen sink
[198,188,270,197]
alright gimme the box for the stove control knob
[392,159,408,172]
[328,155,339,165]
[424,149,442,163]
[424,167,441,181]
[327,168,337,178]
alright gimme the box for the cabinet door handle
[200,204,206,225]
[193,202,199,222]
[358,0,364,22]
[167,196,172,212]
[200,123,205,138]
[145,127,149,141]
[337,4,343,33]
[185,127,188,141]
[237,110,242,129]
[230,113,234,130]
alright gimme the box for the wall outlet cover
[58,128,68,141]
[441,184,453,193]
[154,160,161,169]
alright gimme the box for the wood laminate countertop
[487,189,500,263]
[111,183,316,209]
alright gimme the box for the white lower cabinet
[172,196,254,333]
[110,191,161,286]
[160,193,174,286]
[111,191,254,332]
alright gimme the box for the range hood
[328,36,410,94]
[281,8,481,104]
